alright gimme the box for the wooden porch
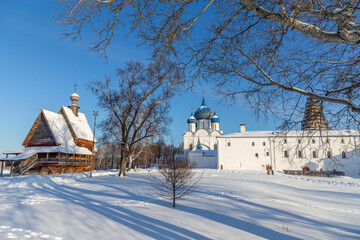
[1,152,93,176]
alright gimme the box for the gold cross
[74,83,78,93]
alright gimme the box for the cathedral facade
[183,96,223,152]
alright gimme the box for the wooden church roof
[2,93,94,160]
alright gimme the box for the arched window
[255,153,259,158]
[213,144,217,150]
[342,151,346,158]
[298,151,303,158]
[327,151,331,158]
[312,151,317,158]
[189,144,193,149]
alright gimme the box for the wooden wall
[26,114,57,147]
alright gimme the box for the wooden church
[0,90,96,175]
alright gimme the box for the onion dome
[194,96,213,120]
[211,111,220,123]
[70,92,80,100]
[187,112,197,124]
[69,91,80,116]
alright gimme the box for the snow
[0,170,359,239]
[1,108,93,160]
[70,93,80,98]
[0,145,92,161]
[220,130,360,138]
[61,106,94,142]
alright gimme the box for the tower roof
[301,97,329,130]
[187,111,197,123]
[211,110,220,123]
[196,138,202,150]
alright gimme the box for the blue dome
[211,112,220,123]
[194,97,213,120]
[187,112,197,123]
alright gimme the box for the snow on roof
[42,109,74,146]
[61,106,94,142]
[1,145,92,161]
[191,149,218,156]
[3,147,25,155]
[219,131,274,138]
[218,130,360,138]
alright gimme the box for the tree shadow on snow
[36,180,211,240]
[193,189,360,239]
[35,175,308,240]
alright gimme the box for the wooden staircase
[11,153,92,175]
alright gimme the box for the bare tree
[58,1,360,129]
[151,147,200,207]
[90,61,183,176]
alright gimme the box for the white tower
[211,109,220,131]
[187,111,197,132]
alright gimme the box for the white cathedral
[183,96,360,177]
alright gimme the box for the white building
[184,97,360,176]
[183,96,222,168]
[217,126,360,176]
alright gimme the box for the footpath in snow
[0,170,359,240]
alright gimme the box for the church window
[312,139,315,144]
[284,150,289,158]
[227,142,231,147]
[266,152,269,156]
[263,142,266,146]
[326,138,330,144]
[341,139,345,143]
[252,142,255,146]
[214,144,217,150]
[255,153,259,158]
[298,139,301,144]
[342,151,346,158]
[298,151,303,158]
[189,144,193,149]
[327,151,331,158]
[284,139,287,144]
[312,151,317,158]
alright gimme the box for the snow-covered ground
[0,170,359,240]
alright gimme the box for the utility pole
[90,110,98,178]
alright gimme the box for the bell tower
[301,97,329,130]
[68,83,80,117]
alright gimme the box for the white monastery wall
[218,131,360,176]
[218,137,272,170]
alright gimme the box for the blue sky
[0,1,277,156]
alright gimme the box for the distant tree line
[94,139,183,171]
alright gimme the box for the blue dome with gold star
[194,96,213,120]
[211,111,220,123]
[187,112,197,123]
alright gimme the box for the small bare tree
[151,148,200,207]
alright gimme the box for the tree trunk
[172,181,176,207]
[118,149,124,176]
[118,149,128,177]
